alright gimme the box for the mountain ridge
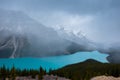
[0,9,93,58]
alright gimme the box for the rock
[91,75,120,80]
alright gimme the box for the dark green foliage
[38,67,46,79]
[0,65,46,80]
[50,59,120,80]
[0,65,8,79]
[9,65,17,79]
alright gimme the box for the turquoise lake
[0,51,108,71]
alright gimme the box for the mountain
[50,59,120,80]
[0,9,96,58]
[0,9,65,58]
[0,9,70,58]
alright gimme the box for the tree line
[0,65,46,80]
[1,61,120,80]
[50,62,120,80]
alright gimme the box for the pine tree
[10,65,17,80]
[38,67,46,80]
[0,65,7,79]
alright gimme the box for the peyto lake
[0,51,108,71]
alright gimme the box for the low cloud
[0,0,120,63]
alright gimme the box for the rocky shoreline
[91,76,120,80]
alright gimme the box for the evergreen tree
[38,67,46,80]
[10,65,17,80]
[0,65,7,79]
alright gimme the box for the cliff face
[0,33,28,58]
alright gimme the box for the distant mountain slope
[50,59,120,80]
[0,9,93,58]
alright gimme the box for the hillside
[50,59,120,80]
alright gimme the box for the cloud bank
[0,9,95,58]
[0,0,120,63]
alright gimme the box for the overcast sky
[0,0,120,44]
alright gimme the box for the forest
[0,59,120,80]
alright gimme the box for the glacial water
[0,51,108,71]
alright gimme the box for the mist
[0,9,95,58]
[0,0,120,63]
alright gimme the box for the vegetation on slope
[50,59,120,80]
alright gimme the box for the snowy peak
[0,9,96,58]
